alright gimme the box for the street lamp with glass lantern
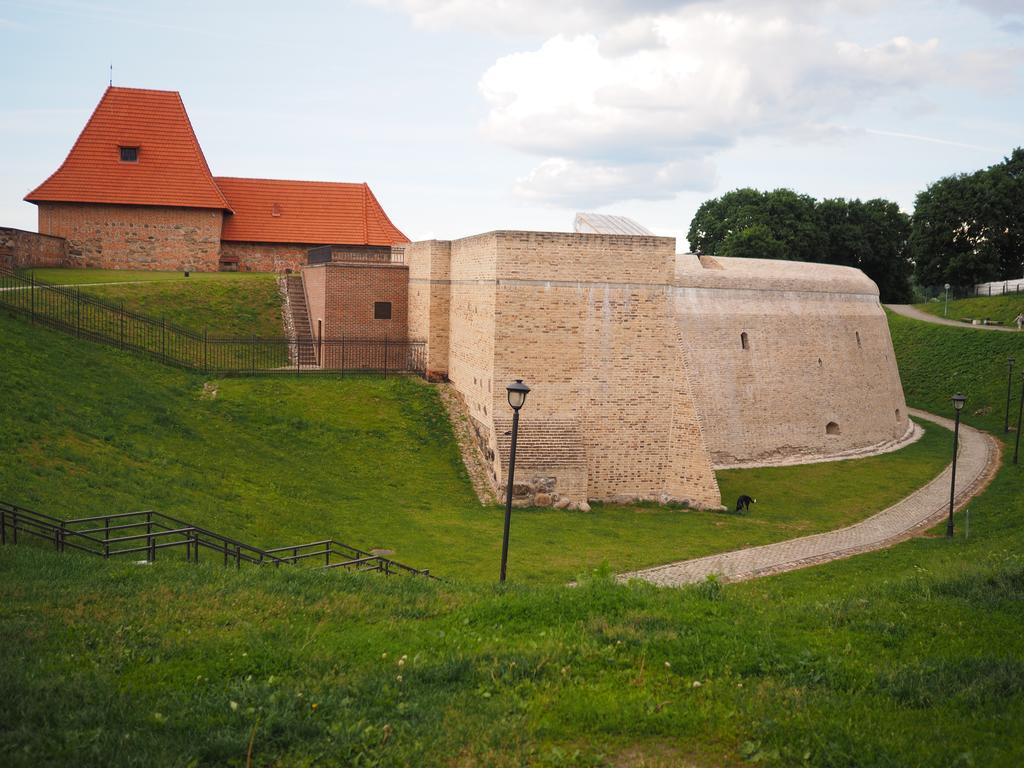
[499,379,530,582]
[944,283,951,317]
[947,393,966,539]
[1005,358,1016,433]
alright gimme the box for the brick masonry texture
[37,202,222,271]
[0,226,68,270]
[301,261,409,350]
[405,231,910,509]
[220,243,394,273]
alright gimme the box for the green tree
[910,148,1024,289]
[687,189,912,302]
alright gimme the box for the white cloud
[513,156,716,206]
[477,9,969,205]
[366,0,692,35]
[375,0,1020,206]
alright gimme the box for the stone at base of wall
[426,370,449,383]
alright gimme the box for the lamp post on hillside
[947,393,966,539]
[944,283,951,317]
[1014,373,1024,465]
[1005,358,1016,433]
[499,379,530,583]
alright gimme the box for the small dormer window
[271,203,282,217]
[119,146,139,163]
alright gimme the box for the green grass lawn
[2,306,1023,766]
[19,267,273,285]
[16,267,285,338]
[912,293,1024,327]
[888,308,1024,434]
[0,311,951,583]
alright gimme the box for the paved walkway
[618,409,1000,587]
[886,304,1020,332]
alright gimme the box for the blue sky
[1,0,1022,248]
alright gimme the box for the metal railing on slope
[0,501,431,578]
[0,268,425,376]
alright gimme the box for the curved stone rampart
[672,255,909,466]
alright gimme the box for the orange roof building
[25,86,407,272]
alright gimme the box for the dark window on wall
[740,331,749,350]
[374,301,392,320]
[119,146,139,162]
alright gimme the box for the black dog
[735,495,756,513]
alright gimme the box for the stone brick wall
[219,241,306,272]
[0,226,68,270]
[220,242,393,273]
[405,240,451,381]
[37,202,222,271]
[673,255,909,466]
[301,261,409,343]
[405,230,910,509]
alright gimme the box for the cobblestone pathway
[886,304,1020,332]
[618,409,1001,587]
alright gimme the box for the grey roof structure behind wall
[573,212,654,236]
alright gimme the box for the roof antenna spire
[109,63,113,87]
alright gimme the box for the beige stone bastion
[401,230,910,511]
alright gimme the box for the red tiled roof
[216,177,408,245]
[25,86,231,211]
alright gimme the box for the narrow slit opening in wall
[740,331,749,350]
[856,331,862,348]
[895,408,901,421]
[826,421,841,436]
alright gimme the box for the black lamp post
[1014,372,1024,465]
[1005,357,1016,433]
[947,393,966,539]
[499,379,530,583]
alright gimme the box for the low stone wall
[0,226,69,270]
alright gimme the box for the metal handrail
[1,501,432,577]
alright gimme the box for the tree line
[686,148,1024,302]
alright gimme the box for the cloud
[375,0,1019,206]
[513,156,716,206]
[366,0,693,35]
[478,9,971,205]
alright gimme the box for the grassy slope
[15,268,284,337]
[912,293,1024,326]
[888,309,1024,434]
[0,312,950,583]
[2,310,1023,765]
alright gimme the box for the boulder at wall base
[533,492,552,507]
[553,497,572,510]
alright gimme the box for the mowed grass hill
[1,281,1023,766]
[912,292,1024,328]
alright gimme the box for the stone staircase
[285,275,317,366]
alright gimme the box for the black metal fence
[0,500,432,578]
[0,268,425,376]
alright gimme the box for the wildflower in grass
[382,652,388,660]
[230,701,239,711]
[311,703,318,712]
[398,658,405,668]
[692,680,702,688]
[664,661,671,669]
[396,674,403,683]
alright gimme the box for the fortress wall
[446,234,501,483]
[673,258,908,466]
[487,232,720,507]
[406,240,451,380]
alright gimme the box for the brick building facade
[24,87,407,272]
